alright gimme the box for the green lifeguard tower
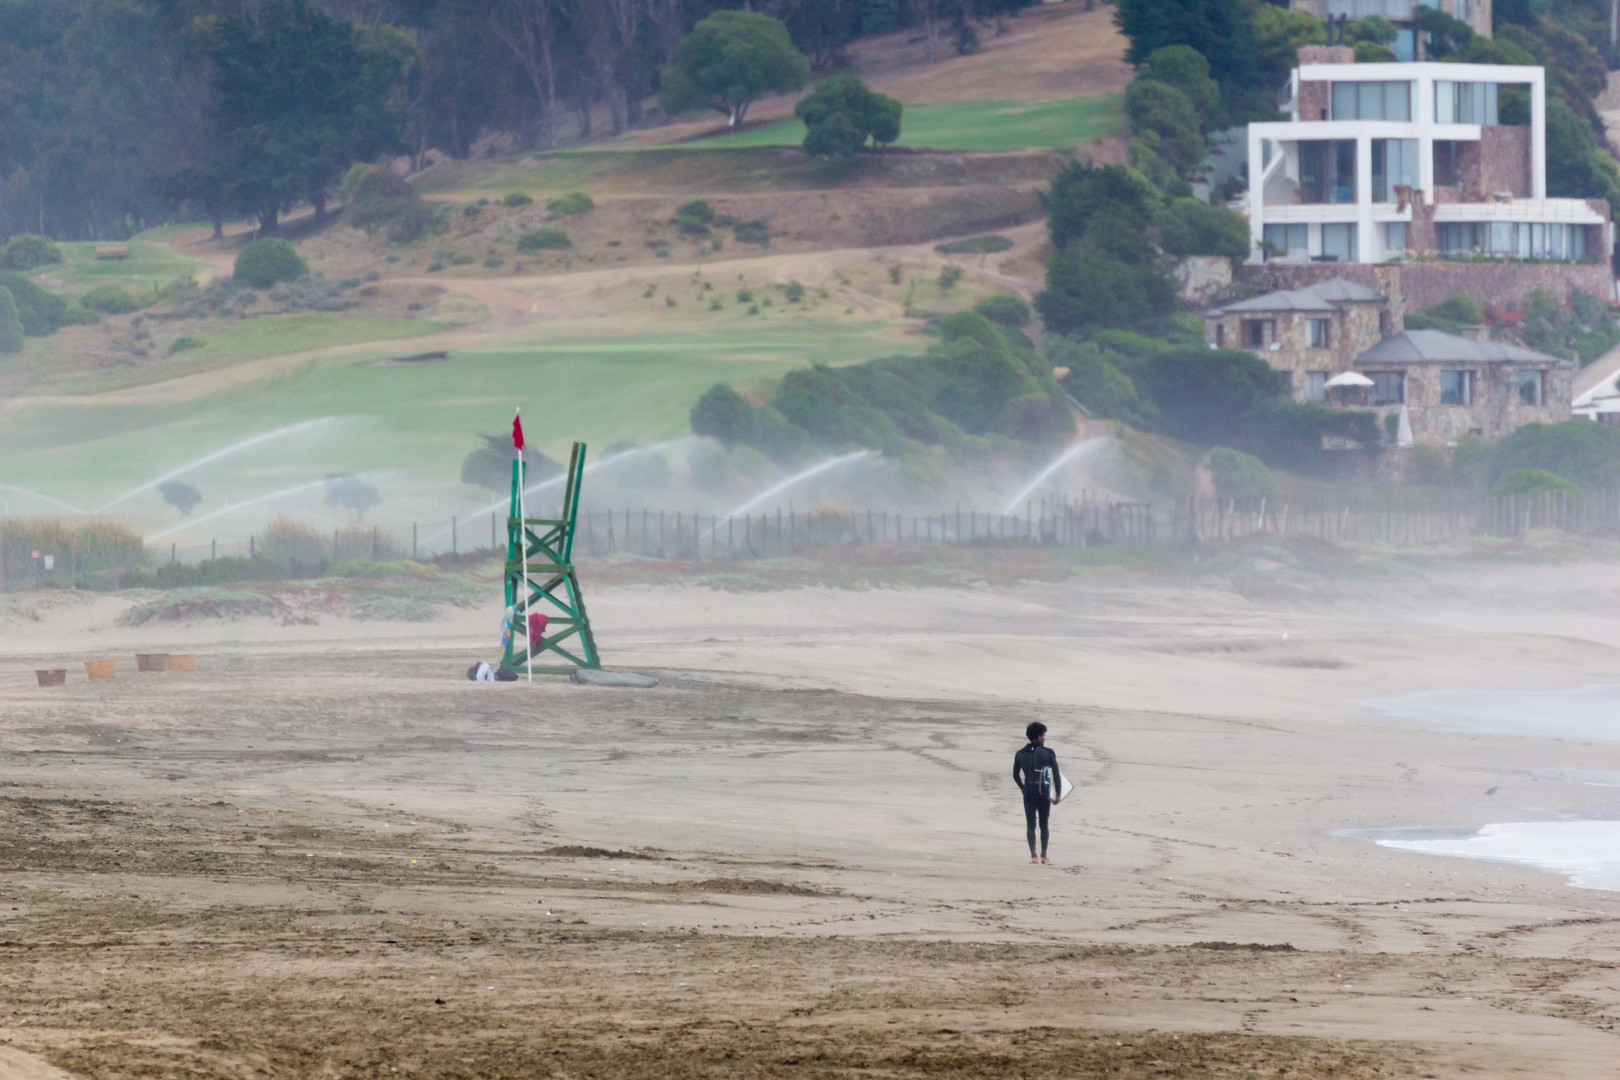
[501,441,600,675]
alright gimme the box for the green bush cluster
[0,234,63,271]
[1046,334,1379,472]
[1453,421,1620,492]
[234,238,308,288]
[1517,288,1620,366]
[343,164,434,244]
[0,287,22,354]
[0,271,66,336]
[1206,447,1275,498]
[516,227,571,252]
[974,293,1031,328]
[690,311,1072,464]
[1403,294,1485,335]
[502,192,533,208]
[676,199,714,234]
[81,284,143,314]
[794,74,901,157]
[546,191,594,215]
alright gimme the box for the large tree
[794,74,901,157]
[209,0,409,232]
[659,10,809,129]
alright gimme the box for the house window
[1434,140,1460,186]
[1242,319,1271,349]
[1300,140,1357,204]
[1263,223,1308,258]
[1440,369,1474,405]
[1372,139,1419,202]
[1332,81,1412,121]
[1435,81,1499,125]
[1305,371,1328,402]
[1518,369,1544,405]
[1322,222,1358,262]
[1385,222,1407,253]
[1369,371,1405,406]
[1309,318,1331,348]
[1394,27,1416,62]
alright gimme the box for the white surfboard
[1044,767,1074,803]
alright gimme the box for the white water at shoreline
[1356,822,1620,893]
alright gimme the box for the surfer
[1013,722,1063,864]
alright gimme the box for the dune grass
[686,95,1126,153]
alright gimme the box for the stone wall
[1241,261,1611,320]
[1172,255,1233,305]
[1475,126,1531,198]
[1298,79,1329,122]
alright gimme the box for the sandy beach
[3,555,1620,1078]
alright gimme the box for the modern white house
[1245,47,1611,267]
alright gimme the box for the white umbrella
[1324,371,1375,387]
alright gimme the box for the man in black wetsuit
[1012,722,1063,864]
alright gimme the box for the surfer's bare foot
[1029,855,1039,864]
[1040,856,1050,864]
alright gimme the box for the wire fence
[6,490,1620,590]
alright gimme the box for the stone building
[1206,278,1571,443]
[1204,278,1393,402]
[1354,330,1571,442]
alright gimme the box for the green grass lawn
[25,241,206,299]
[686,95,1125,153]
[0,320,917,539]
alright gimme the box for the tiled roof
[1356,329,1563,365]
[1214,276,1383,313]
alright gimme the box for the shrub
[0,234,63,271]
[678,216,710,236]
[234,238,308,288]
[935,235,1013,255]
[168,336,204,355]
[736,287,754,303]
[1047,339,1146,423]
[503,192,534,208]
[0,271,65,335]
[463,204,482,217]
[81,284,143,314]
[677,199,715,224]
[1494,467,1579,497]
[975,293,1031,327]
[937,265,964,291]
[0,287,22,354]
[783,281,806,303]
[546,191,594,215]
[691,384,758,447]
[0,516,145,581]
[343,165,433,244]
[260,516,327,567]
[516,227,571,252]
[732,220,770,246]
[1158,198,1251,264]
[60,304,100,326]
[483,255,504,268]
[1206,447,1275,497]
[1491,420,1620,489]
[794,74,902,157]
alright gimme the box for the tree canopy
[794,75,901,157]
[659,11,810,129]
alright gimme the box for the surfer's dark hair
[1026,722,1046,742]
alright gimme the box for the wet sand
[3,562,1620,1077]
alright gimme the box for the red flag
[512,413,525,450]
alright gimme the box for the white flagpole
[517,408,534,683]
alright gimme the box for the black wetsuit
[1012,743,1063,856]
